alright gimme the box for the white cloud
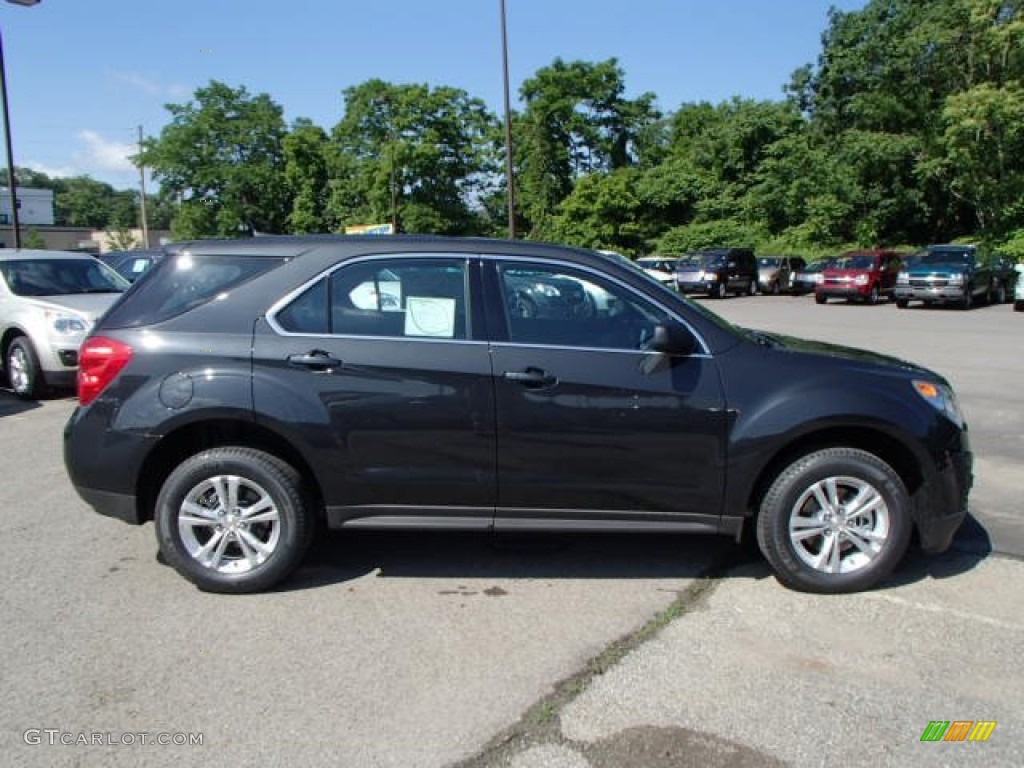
[75,130,136,173]
[26,161,81,178]
[110,70,191,100]
[111,70,161,95]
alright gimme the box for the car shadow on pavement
[877,512,994,590]
[282,530,744,592]
[0,389,41,418]
[282,513,995,594]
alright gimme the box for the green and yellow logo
[920,720,997,742]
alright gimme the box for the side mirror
[646,323,697,355]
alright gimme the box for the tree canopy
[21,0,1024,258]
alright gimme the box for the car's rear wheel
[6,336,43,400]
[991,282,1006,305]
[896,298,909,309]
[713,281,727,299]
[154,448,315,593]
[756,448,912,593]
[960,288,972,310]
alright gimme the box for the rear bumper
[73,486,143,525]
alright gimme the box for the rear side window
[102,253,285,328]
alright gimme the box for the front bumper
[818,284,870,300]
[913,442,973,553]
[676,280,716,295]
[895,284,965,303]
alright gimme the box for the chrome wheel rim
[8,346,30,394]
[178,475,281,574]
[788,475,890,575]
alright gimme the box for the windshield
[758,257,781,267]
[832,254,877,270]
[0,258,129,296]
[637,258,675,272]
[677,251,726,268]
[919,250,974,267]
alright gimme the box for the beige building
[0,226,171,253]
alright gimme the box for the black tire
[756,448,912,593]
[6,336,44,400]
[960,288,972,310]
[771,280,780,295]
[815,293,827,305]
[896,298,909,309]
[748,279,758,296]
[154,447,315,593]
[712,281,727,299]
[1015,300,1024,312]
[867,284,880,305]
[991,282,1006,305]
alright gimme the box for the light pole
[2,0,41,249]
[499,0,516,239]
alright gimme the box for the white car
[1015,263,1024,312]
[0,249,128,398]
[634,257,678,286]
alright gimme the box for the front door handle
[503,367,557,388]
[287,350,342,371]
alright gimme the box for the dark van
[674,247,758,299]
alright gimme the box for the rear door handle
[287,350,342,370]
[503,368,557,388]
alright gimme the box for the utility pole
[137,125,150,248]
[0,29,21,248]
[500,0,516,239]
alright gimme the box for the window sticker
[404,296,456,338]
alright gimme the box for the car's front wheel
[154,448,315,593]
[756,448,912,593]
[5,336,43,399]
[712,281,727,299]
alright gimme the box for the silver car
[0,249,129,398]
[1016,264,1024,312]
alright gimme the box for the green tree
[283,118,330,233]
[55,177,117,228]
[140,81,289,238]
[328,79,496,235]
[516,58,659,236]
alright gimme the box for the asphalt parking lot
[1,294,1021,767]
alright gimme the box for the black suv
[674,247,758,299]
[64,236,972,594]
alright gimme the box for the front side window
[276,257,469,340]
[497,262,671,351]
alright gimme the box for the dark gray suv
[64,236,971,595]
[674,247,758,298]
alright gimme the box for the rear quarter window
[101,253,286,328]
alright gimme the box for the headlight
[45,309,90,336]
[897,272,909,283]
[813,273,824,284]
[913,380,964,427]
[854,274,869,285]
[947,273,965,285]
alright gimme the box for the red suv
[816,250,902,305]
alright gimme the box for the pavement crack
[450,548,748,768]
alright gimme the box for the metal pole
[137,125,150,248]
[0,29,21,248]
[500,0,516,239]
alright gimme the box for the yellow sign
[345,223,394,235]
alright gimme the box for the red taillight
[78,336,133,406]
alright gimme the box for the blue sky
[5,0,865,190]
